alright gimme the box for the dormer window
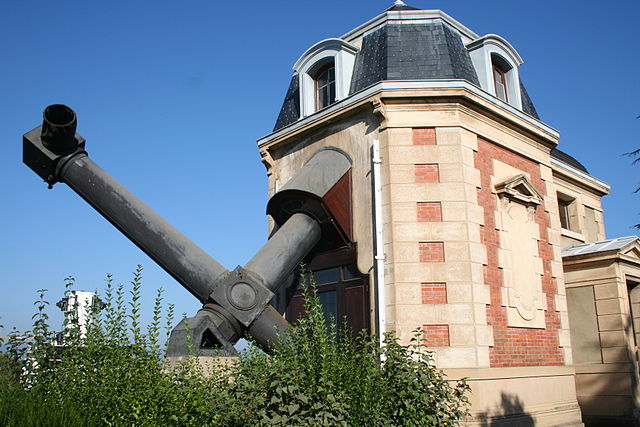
[314,62,336,110]
[293,38,358,117]
[467,34,523,109]
[492,58,509,102]
[493,65,507,102]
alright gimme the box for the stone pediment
[495,174,543,207]
[622,243,640,260]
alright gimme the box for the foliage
[1,265,223,426]
[0,266,469,426]
[222,280,470,426]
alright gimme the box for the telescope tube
[58,153,227,303]
[245,212,321,292]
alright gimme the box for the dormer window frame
[293,38,358,118]
[492,61,509,103]
[313,61,337,111]
[467,34,523,109]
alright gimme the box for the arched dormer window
[491,54,512,103]
[467,34,523,109]
[293,38,358,117]
[313,61,336,110]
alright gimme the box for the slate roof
[562,236,639,257]
[349,21,480,94]
[519,80,539,118]
[273,3,540,131]
[551,148,589,174]
[273,74,300,132]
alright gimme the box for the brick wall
[475,137,564,367]
[413,127,436,145]
[415,164,439,183]
[422,282,447,304]
[423,325,450,346]
[419,242,445,262]
[417,202,442,222]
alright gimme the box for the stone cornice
[551,158,610,196]
[257,80,560,150]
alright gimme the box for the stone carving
[495,174,546,328]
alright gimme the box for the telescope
[23,105,354,356]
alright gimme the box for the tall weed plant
[0,266,469,426]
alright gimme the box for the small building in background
[258,2,639,425]
[56,290,105,342]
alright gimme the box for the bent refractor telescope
[22,104,353,355]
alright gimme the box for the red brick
[419,242,444,262]
[417,202,442,222]
[475,136,564,367]
[422,282,447,304]
[415,164,439,183]
[422,325,450,346]
[413,128,436,145]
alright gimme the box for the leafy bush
[0,266,469,426]
[222,282,469,426]
[1,266,226,426]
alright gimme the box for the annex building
[257,2,640,425]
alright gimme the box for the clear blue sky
[1,0,638,334]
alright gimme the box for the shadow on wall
[476,392,534,427]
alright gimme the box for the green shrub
[222,280,470,426]
[1,266,227,426]
[1,266,469,426]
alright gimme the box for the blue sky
[1,0,638,334]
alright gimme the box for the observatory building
[258,2,640,425]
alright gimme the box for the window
[558,197,572,230]
[491,54,512,103]
[286,264,369,336]
[314,63,336,110]
[467,34,523,109]
[493,64,508,102]
[292,38,357,117]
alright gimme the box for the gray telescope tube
[23,105,338,353]
[245,212,321,293]
[244,212,321,349]
[58,153,227,303]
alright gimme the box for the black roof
[273,5,540,131]
[551,148,589,173]
[349,21,480,94]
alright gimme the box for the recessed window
[292,38,357,118]
[311,266,340,284]
[558,197,572,230]
[314,63,336,110]
[493,65,508,102]
[467,35,524,109]
[491,54,512,103]
[288,264,369,336]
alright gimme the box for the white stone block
[475,325,494,346]
[435,303,474,324]
[434,347,477,368]
[555,294,568,312]
[449,324,476,346]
